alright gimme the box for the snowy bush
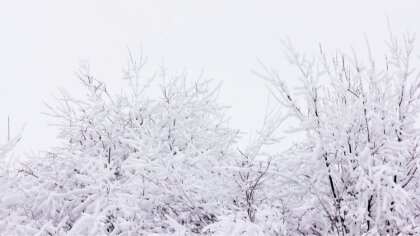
[0,59,241,235]
[258,32,420,234]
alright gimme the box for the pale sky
[0,0,419,154]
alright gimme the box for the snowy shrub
[0,59,240,235]
[258,32,420,234]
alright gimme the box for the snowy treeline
[1,33,419,235]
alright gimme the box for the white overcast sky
[0,0,419,153]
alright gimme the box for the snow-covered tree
[259,31,420,235]
[0,57,240,235]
